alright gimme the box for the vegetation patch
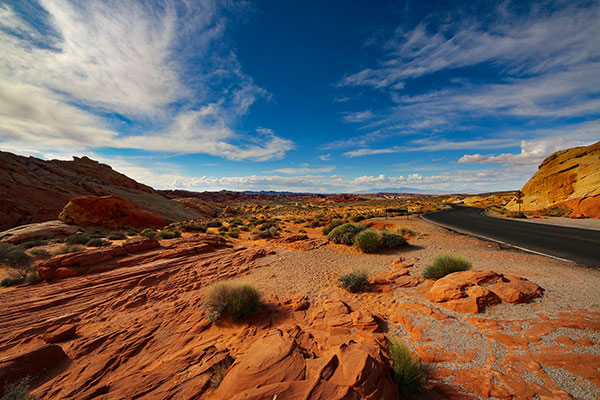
[353,230,381,253]
[107,231,126,240]
[210,358,234,389]
[339,270,370,293]
[54,244,85,255]
[141,228,157,239]
[423,254,472,280]
[206,220,222,228]
[322,218,344,235]
[205,283,261,321]
[66,234,90,245]
[380,232,407,249]
[388,339,425,396]
[157,230,181,239]
[250,227,279,240]
[327,223,366,245]
[86,238,111,247]
[0,243,31,269]
[0,376,37,400]
[18,239,46,249]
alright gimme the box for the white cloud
[343,110,374,123]
[0,0,293,161]
[271,166,335,174]
[318,154,331,161]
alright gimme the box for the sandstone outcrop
[0,221,78,244]
[0,151,203,230]
[507,141,600,217]
[428,270,544,313]
[172,197,218,218]
[42,324,77,344]
[58,195,166,229]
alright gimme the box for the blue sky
[0,0,598,193]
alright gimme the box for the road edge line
[419,213,575,264]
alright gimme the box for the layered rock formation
[0,151,203,230]
[507,141,600,217]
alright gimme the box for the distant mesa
[507,141,600,218]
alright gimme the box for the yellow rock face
[507,141,600,217]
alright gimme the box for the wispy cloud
[0,0,293,161]
[271,166,335,174]
[342,110,374,123]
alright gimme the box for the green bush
[1,277,24,287]
[339,270,369,293]
[107,231,126,240]
[388,340,425,396]
[24,272,41,285]
[218,225,229,232]
[0,243,31,269]
[54,244,85,255]
[141,228,157,239]
[0,376,36,400]
[19,240,46,249]
[227,229,240,238]
[353,230,381,253]
[380,232,407,249]
[86,238,110,247]
[205,283,261,321]
[423,254,472,280]
[157,230,181,239]
[66,234,90,245]
[181,222,207,232]
[322,218,344,235]
[126,228,139,236]
[250,227,279,240]
[29,248,50,257]
[327,223,366,245]
[206,220,222,228]
[351,215,365,222]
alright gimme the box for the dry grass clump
[0,376,37,400]
[339,270,369,293]
[423,254,472,280]
[86,238,110,247]
[205,283,261,321]
[209,358,234,389]
[388,339,425,396]
[54,244,85,255]
[157,230,181,239]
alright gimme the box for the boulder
[59,195,166,229]
[429,270,543,313]
[0,221,78,244]
[42,324,77,343]
[0,344,68,397]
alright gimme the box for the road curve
[421,206,600,267]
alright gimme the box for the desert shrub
[395,226,417,237]
[29,248,50,258]
[339,270,369,293]
[306,219,326,228]
[423,254,472,280]
[0,243,31,269]
[126,228,139,236]
[19,240,46,249]
[229,219,244,227]
[141,228,157,239]
[351,215,365,222]
[157,230,181,239]
[388,339,425,396]
[298,229,307,233]
[86,238,110,247]
[54,244,85,255]
[204,283,261,321]
[218,225,229,232]
[508,212,527,218]
[258,221,278,231]
[66,234,90,245]
[206,220,222,228]
[250,227,279,240]
[24,272,41,285]
[181,222,207,232]
[322,218,344,235]
[0,277,24,287]
[107,231,126,240]
[88,232,106,239]
[327,223,366,245]
[227,229,239,238]
[353,230,382,253]
[239,225,250,232]
[0,376,36,400]
[380,232,407,249]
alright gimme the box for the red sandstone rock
[0,345,68,397]
[59,195,167,229]
[429,270,543,313]
[122,238,160,253]
[42,324,77,343]
[370,268,409,285]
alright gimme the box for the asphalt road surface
[422,206,600,267]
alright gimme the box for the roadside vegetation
[388,339,425,396]
[339,270,370,293]
[423,254,472,280]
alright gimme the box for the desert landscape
[1,140,599,399]
[1,1,600,399]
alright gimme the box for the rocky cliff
[0,151,202,230]
[507,141,600,217]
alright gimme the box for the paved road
[421,206,600,267]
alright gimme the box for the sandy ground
[486,210,600,231]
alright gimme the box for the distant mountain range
[352,187,452,195]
